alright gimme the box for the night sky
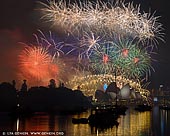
[0,0,170,90]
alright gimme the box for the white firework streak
[76,31,102,61]
[39,0,164,43]
[33,30,65,58]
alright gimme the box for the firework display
[17,0,164,101]
[40,0,163,43]
[18,46,59,86]
[18,45,80,86]
[75,38,152,80]
[87,41,116,74]
[33,30,65,57]
[111,39,153,80]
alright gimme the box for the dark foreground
[0,106,170,136]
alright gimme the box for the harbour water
[0,106,170,136]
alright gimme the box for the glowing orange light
[18,46,58,86]
[133,57,139,64]
[103,54,109,64]
[122,48,129,58]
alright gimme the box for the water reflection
[1,107,170,136]
[152,106,170,136]
[117,109,151,136]
[0,113,17,131]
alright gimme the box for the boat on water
[159,105,170,110]
[72,108,119,128]
[88,109,119,128]
[134,104,152,112]
[159,97,170,110]
[72,104,128,129]
[92,103,128,115]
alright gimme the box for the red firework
[122,48,129,58]
[18,46,58,86]
[103,54,109,64]
[133,57,140,64]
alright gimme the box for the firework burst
[18,46,59,86]
[33,0,163,102]
[78,38,154,80]
[113,39,153,80]
[87,41,116,74]
[39,0,164,44]
[33,30,65,57]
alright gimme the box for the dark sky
[0,0,170,89]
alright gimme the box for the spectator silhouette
[12,80,16,89]
[61,82,64,88]
[21,80,27,91]
[58,81,65,88]
[48,79,56,88]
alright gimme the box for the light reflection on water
[0,106,170,136]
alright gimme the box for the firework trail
[33,30,65,57]
[39,0,164,44]
[17,29,87,86]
